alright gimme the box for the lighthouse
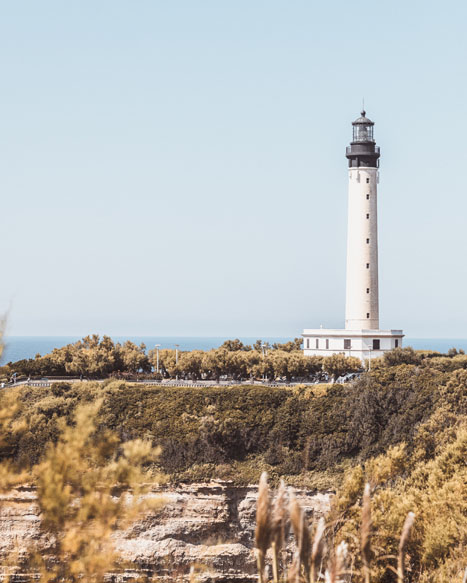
[302,111,403,362]
[345,111,380,330]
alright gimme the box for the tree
[227,351,250,380]
[270,350,290,380]
[118,341,150,373]
[220,339,251,352]
[65,336,118,378]
[149,348,176,377]
[272,338,303,352]
[245,350,263,379]
[383,346,421,366]
[201,349,229,381]
[322,354,362,382]
[252,339,264,352]
[176,350,204,380]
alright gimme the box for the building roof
[352,110,374,125]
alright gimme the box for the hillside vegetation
[0,346,466,581]
[4,347,466,485]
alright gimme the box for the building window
[306,338,310,349]
[366,194,370,199]
[326,339,329,349]
[344,339,351,350]
[366,238,370,244]
[366,178,370,183]
[373,339,380,350]
[366,213,370,219]
[367,313,370,318]
[366,288,370,293]
[395,339,399,348]
[315,338,319,349]
[366,263,370,269]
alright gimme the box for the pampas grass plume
[311,517,326,583]
[255,472,272,583]
[397,512,415,583]
[361,482,372,583]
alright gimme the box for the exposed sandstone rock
[0,482,332,582]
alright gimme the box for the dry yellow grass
[254,473,429,583]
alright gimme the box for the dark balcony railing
[346,145,380,156]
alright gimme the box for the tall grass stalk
[254,480,424,583]
[255,472,272,583]
[325,541,348,583]
[310,517,325,583]
[397,512,415,583]
[271,480,287,583]
[361,483,372,583]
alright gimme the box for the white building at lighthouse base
[302,328,403,362]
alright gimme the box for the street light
[155,344,161,374]
[261,342,266,381]
[174,344,179,365]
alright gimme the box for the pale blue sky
[1,0,466,337]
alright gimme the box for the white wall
[303,331,402,361]
[345,167,379,330]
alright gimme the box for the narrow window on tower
[367,313,370,319]
[366,213,370,219]
[366,288,370,293]
[366,238,370,244]
[366,178,370,183]
[366,194,370,200]
[366,263,370,269]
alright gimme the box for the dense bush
[5,350,465,485]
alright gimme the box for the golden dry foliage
[253,475,447,583]
[330,422,467,582]
[34,399,162,583]
[0,388,29,491]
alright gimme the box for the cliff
[0,483,332,581]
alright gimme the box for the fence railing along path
[4,378,326,389]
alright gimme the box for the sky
[1,0,467,338]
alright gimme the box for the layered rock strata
[0,483,332,582]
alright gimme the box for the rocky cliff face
[0,483,332,581]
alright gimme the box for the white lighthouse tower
[345,111,380,330]
[302,111,403,362]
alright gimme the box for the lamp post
[155,344,161,374]
[174,344,179,381]
[261,342,266,381]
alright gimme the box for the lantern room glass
[353,123,374,143]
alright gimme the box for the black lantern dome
[346,110,380,168]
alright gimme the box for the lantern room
[352,111,375,143]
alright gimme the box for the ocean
[1,336,467,364]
